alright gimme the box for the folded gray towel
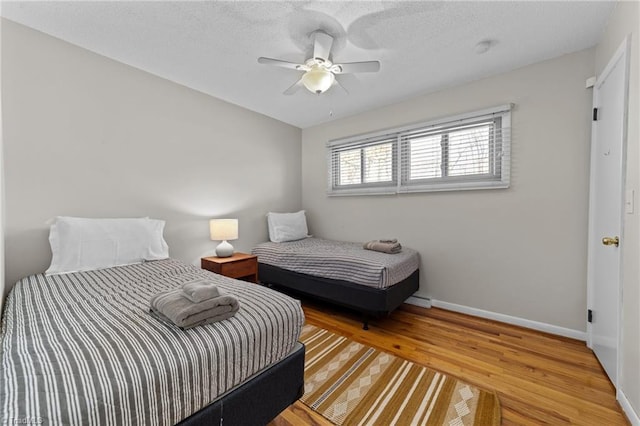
[149,289,240,329]
[363,240,402,254]
[379,239,398,244]
[150,306,237,330]
[182,279,221,303]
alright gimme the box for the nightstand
[201,252,258,283]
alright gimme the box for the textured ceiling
[1,1,615,128]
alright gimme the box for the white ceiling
[1,1,615,128]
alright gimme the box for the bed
[0,258,305,426]
[252,237,420,329]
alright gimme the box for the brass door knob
[602,236,620,247]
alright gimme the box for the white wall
[1,19,302,293]
[302,49,594,333]
[0,14,4,313]
[595,1,640,420]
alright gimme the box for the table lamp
[209,218,238,258]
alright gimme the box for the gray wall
[1,19,302,292]
[302,49,594,333]
[595,1,640,418]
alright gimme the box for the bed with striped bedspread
[0,259,304,426]
[252,237,420,289]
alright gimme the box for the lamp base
[215,240,234,258]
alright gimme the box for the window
[332,137,396,189]
[328,105,511,195]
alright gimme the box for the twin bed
[253,237,420,329]
[1,259,305,425]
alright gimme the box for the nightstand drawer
[221,259,256,279]
[201,253,258,283]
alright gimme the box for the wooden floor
[270,300,629,426]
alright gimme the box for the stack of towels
[363,238,403,254]
[149,279,240,329]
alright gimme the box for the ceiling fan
[258,30,380,95]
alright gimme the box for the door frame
[586,35,630,390]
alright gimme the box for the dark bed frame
[178,342,305,426]
[259,263,420,330]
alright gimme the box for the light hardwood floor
[271,300,629,425]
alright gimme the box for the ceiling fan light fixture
[301,66,335,94]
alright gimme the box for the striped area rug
[300,325,501,425]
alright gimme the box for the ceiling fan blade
[258,57,307,71]
[333,76,349,94]
[312,30,334,63]
[283,78,304,95]
[331,61,380,74]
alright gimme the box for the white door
[586,37,630,387]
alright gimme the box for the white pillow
[46,217,170,275]
[267,211,309,243]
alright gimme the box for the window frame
[327,104,512,196]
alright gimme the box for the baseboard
[619,390,640,426]
[430,299,587,341]
[405,295,432,308]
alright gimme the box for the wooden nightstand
[201,252,258,283]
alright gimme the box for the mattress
[0,259,304,426]
[252,237,420,289]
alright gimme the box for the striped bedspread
[252,238,420,289]
[0,259,304,426]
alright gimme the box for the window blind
[400,118,507,182]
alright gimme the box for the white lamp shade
[302,66,335,94]
[209,219,238,241]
